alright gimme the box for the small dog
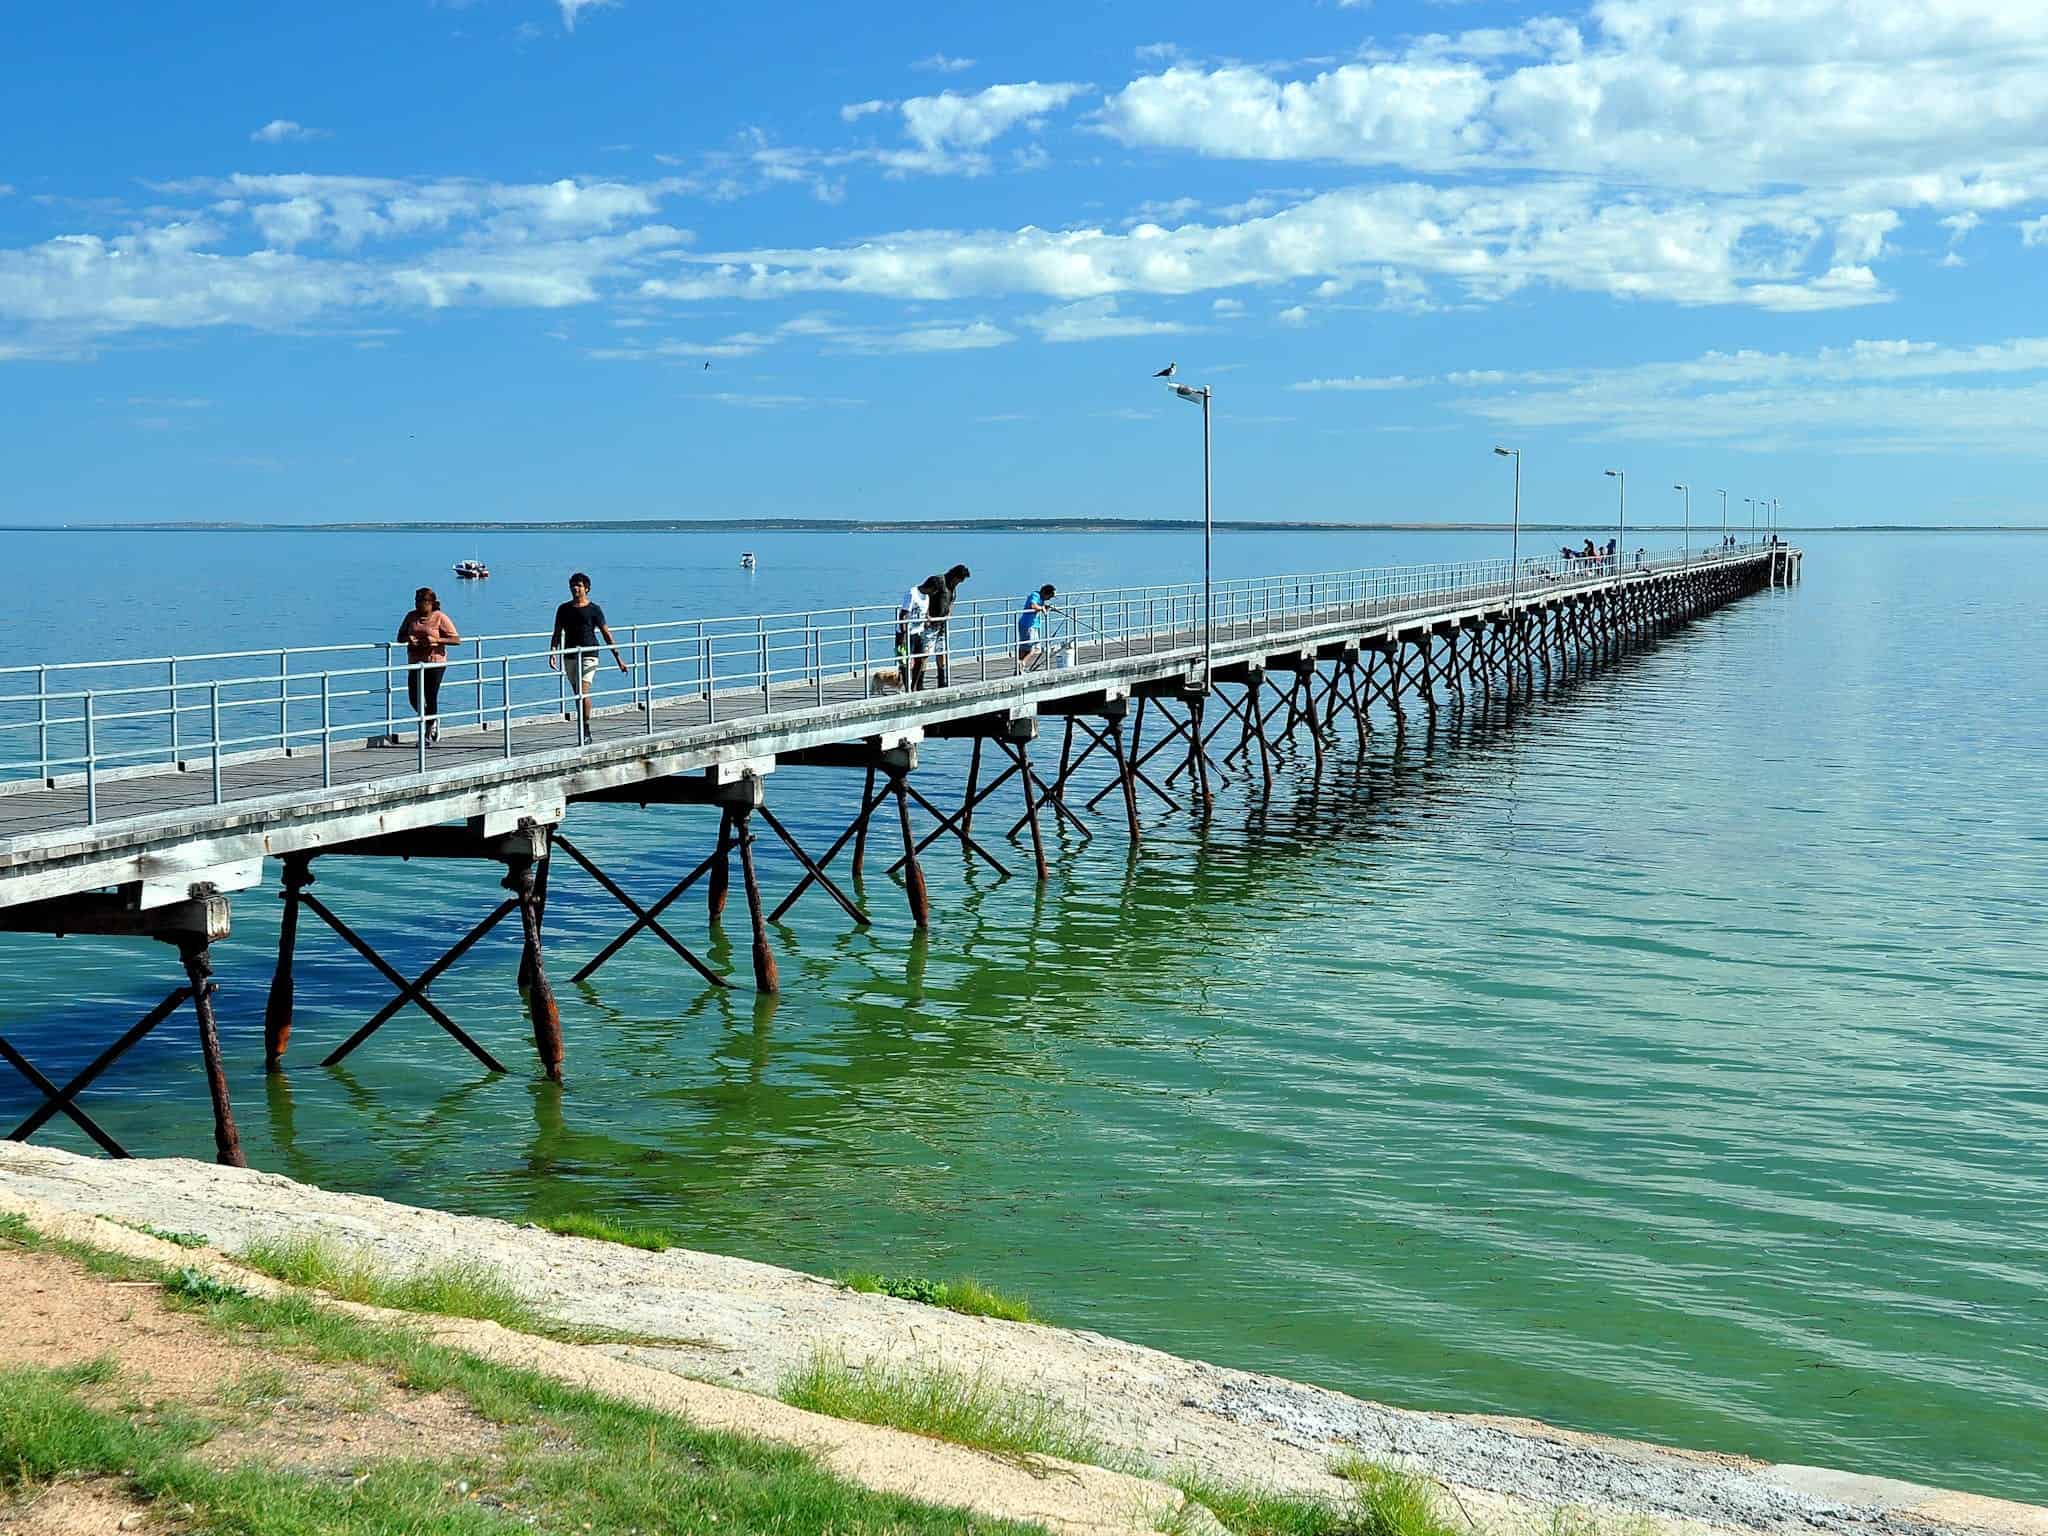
[871,667,906,693]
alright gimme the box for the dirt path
[2,1144,2041,1536]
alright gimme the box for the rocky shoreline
[0,1142,2037,1536]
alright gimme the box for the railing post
[416,665,428,774]
[699,627,711,702]
[759,621,770,713]
[35,665,48,781]
[706,643,717,724]
[278,648,289,752]
[501,658,514,758]
[320,673,333,787]
[210,683,223,805]
[383,643,396,744]
[813,627,823,706]
[643,642,657,734]
[475,639,486,731]
[83,691,97,824]
[168,658,180,762]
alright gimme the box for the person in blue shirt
[1016,584,1057,672]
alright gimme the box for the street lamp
[1493,445,1521,602]
[1673,482,1690,560]
[1717,488,1728,548]
[1770,497,1780,544]
[1163,378,1214,690]
[1744,497,1756,546]
[1603,469,1625,571]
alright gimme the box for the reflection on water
[3,532,2046,1502]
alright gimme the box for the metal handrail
[0,543,1777,816]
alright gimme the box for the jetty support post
[0,890,244,1166]
[263,852,313,1071]
[773,734,927,928]
[920,709,1045,877]
[1036,688,1140,843]
[292,813,567,1078]
[568,760,789,987]
[1089,677,1197,816]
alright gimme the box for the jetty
[0,544,1801,1166]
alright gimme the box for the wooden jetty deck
[0,544,1801,1166]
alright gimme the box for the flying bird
[703,361,712,370]
[1153,362,1177,379]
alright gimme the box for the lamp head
[1493,445,1511,457]
[1604,469,1619,478]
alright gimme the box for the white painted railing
[0,543,1772,823]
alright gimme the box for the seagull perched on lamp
[1152,362,1177,379]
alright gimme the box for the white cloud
[1446,334,2048,455]
[813,81,1090,178]
[913,53,975,73]
[1025,297,1186,343]
[899,80,1088,153]
[589,310,1014,359]
[559,0,616,30]
[1291,374,1426,391]
[1212,297,1244,313]
[1275,304,1309,327]
[1090,0,2048,307]
[2024,216,2048,247]
[250,119,325,144]
[1097,5,2048,204]
[644,179,1887,312]
[0,175,693,358]
[701,392,863,409]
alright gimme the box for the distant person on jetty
[549,572,628,745]
[1017,583,1056,671]
[1581,538,1597,564]
[923,564,971,687]
[1605,537,1618,569]
[897,578,931,691]
[392,586,459,748]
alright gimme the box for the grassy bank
[0,1215,1047,1535]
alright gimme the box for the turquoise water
[2,529,2043,1501]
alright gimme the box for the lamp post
[1493,445,1521,602]
[1673,482,1690,560]
[1603,468,1625,571]
[1770,497,1780,544]
[1746,496,1758,545]
[1717,488,1728,548]
[1165,379,1214,690]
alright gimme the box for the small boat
[739,552,757,570]
[453,559,490,579]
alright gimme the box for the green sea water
[3,528,2042,1501]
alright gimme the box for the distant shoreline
[4,519,2043,535]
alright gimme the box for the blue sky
[3,0,2045,528]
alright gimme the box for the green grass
[0,1268,1049,1535]
[115,1220,211,1249]
[779,1352,1105,1465]
[0,1210,41,1248]
[1171,1460,1465,1536]
[165,1265,251,1304]
[239,1234,553,1334]
[535,1211,676,1252]
[838,1271,1043,1324]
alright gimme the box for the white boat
[739,552,757,570]
[453,559,490,579]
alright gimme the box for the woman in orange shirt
[395,587,461,746]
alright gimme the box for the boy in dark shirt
[549,572,628,744]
